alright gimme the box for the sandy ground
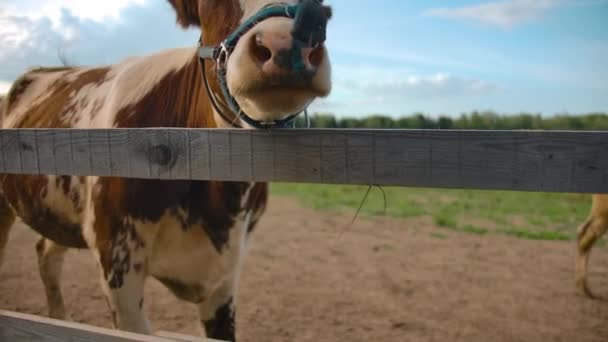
[1,196,608,342]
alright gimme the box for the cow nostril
[309,45,324,68]
[251,34,272,63]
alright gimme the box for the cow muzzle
[198,0,331,129]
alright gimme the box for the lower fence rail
[0,310,225,342]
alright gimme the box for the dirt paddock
[1,196,607,342]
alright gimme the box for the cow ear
[167,0,201,28]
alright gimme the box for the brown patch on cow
[133,262,143,273]
[169,207,189,231]
[35,237,45,254]
[56,176,71,195]
[167,0,201,28]
[0,95,5,120]
[106,219,145,289]
[245,184,268,213]
[40,185,48,198]
[113,55,217,129]
[0,175,86,248]
[156,276,206,303]
[30,67,74,73]
[92,176,252,256]
[5,75,34,113]
[167,0,242,41]
[9,67,111,129]
[199,1,242,45]
[192,181,251,251]
[70,190,82,214]
[116,2,243,129]
[203,297,235,341]
[244,183,268,232]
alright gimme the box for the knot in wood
[150,144,172,166]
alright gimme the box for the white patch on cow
[66,78,113,128]
[144,208,249,303]
[40,175,82,225]
[70,48,194,129]
[82,176,99,250]
[233,210,252,292]
[195,211,251,325]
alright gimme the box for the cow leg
[198,284,236,342]
[576,216,608,298]
[35,237,70,319]
[96,222,150,334]
[98,260,150,333]
[0,194,16,268]
[99,272,149,334]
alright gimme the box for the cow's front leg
[100,267,149,333]
[198,284,236,342]
[96,219,150,334]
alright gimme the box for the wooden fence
[0,310,219,341]
[1,128,606,193]
[1,127,607,340]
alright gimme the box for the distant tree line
[293,111,608,130]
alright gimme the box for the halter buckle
[216,43,230,71]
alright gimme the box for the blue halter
[198,0,328,129]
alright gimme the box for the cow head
[168,0,332,126]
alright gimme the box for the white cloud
[0,81,11,94]
[308,64,500,115]
[1,0,146,25]
[425,0,563,29]
[357,73,499,99]
[329,65,499,99]
[0,2,198,84]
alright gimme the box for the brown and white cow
[576,194,608,298]
[0,1,332,340]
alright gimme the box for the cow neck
[113,53,217,129]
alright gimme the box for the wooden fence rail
[1,128,607,193]
[0,310,221,341]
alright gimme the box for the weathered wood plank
[209,130,231,181]
[251,131,274,182]
[189,130,211,181]
[53,128,73,176]
[70,130,92,176]
[35,130,57,175]
[109,129,131,178]
[168,129,191,180]
[18,130,39,175]
[89,129,112,177]
[1,129,21,173]
[0,310,223,342]
[156,330,210,342]
[229,130,253,181]
[0,128,606,194]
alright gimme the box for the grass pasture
[271,183,599,243]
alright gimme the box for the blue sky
[0,0,607,118]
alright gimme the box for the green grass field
[271,183,598,242]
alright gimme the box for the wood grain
[0,310,223,342]
[0,128,606,193]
